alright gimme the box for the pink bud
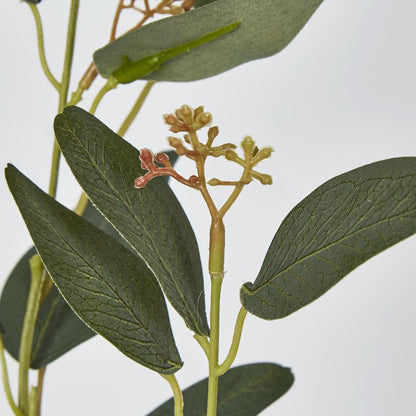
[155,153,171,167]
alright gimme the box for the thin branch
[28,4,60,91]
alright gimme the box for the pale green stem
[89,77,119,115]
[48,0,80,198]
[207,276,223,416]
[189,130,218,218]
[0,335,24,416]
[18,256,43,414]
[216,308,248,377]
[193,334,210,358]
[35,368,46,416]
[73,192,89,216]
[117,81,156,137]
[206,219,225,416]
[28,4,60,91]
[161,374,183,416]
[28,387,38,416]
[218,163,252,219]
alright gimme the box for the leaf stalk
[161,374,183,416]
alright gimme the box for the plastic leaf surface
[93,0,324,82]
[5,165,182,374]
[147,363,294,415]
[241,158,416,319]
[54,106,209,336]
[0,201,129,369]
[0,247,94,369]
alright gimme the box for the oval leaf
[5,165,182,374]
[111,22,240,84]
[0,247,95,369]
[53,106,209,336]
[241,157,416,319]
[148,362,294,415]
[0,201,133,369]
[93,0,324,82]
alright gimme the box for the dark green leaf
[0,246,95,369]
[93,0,324,82]
[54,106,209,336]
[111,22,240,84]
[148,362,294,415]
[5,165,182,374]
[194,0,217,7]
[0,199,131,369]
[241,158,416,319]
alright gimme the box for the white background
[1,1,415,415]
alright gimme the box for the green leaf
[241,157,416,319]
[0,200,131,369]
[111,22,240,84]
[93,0,324,82]
[0,246,95,369]
[54,106,209,336]
[5,165,182,374]
[194,0,217,7]
[148,362,294,415]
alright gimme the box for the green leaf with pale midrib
[147,362,294,415]
[241,157,416,319]
[93,0,324,82]
[5,165,182,374]
[54,106,209,336]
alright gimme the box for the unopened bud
[176,105,193,124]
[168,137,182,148]
[208,178,221,186]
[135,176,149,188]
[258,174,273,185]
[224,150,238,161]
[139,149,156,171]
[155,153,171,167]
[188,175,199,185]
[163,114,177,125]
[207,126,219,145]
[181,0,194,11]
[195,112,212,126]
[241,136,255,155]
[253,147,274,163]
[194,106,204,117]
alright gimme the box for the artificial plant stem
[35,368,46,416]
[48,0,80,198]
[162,374,183,416]
[59,0,79,111]
[0,335,24,416]
[73,192,89,216]
[207,276,223,416]
[216,308,248,377]
[18,256,43,414]
[206,217,226,416]
[117,81,156,137]
[28,387,38,416]
[89,77,119,115]
[28,4,60,91]
[193,334,210,358]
